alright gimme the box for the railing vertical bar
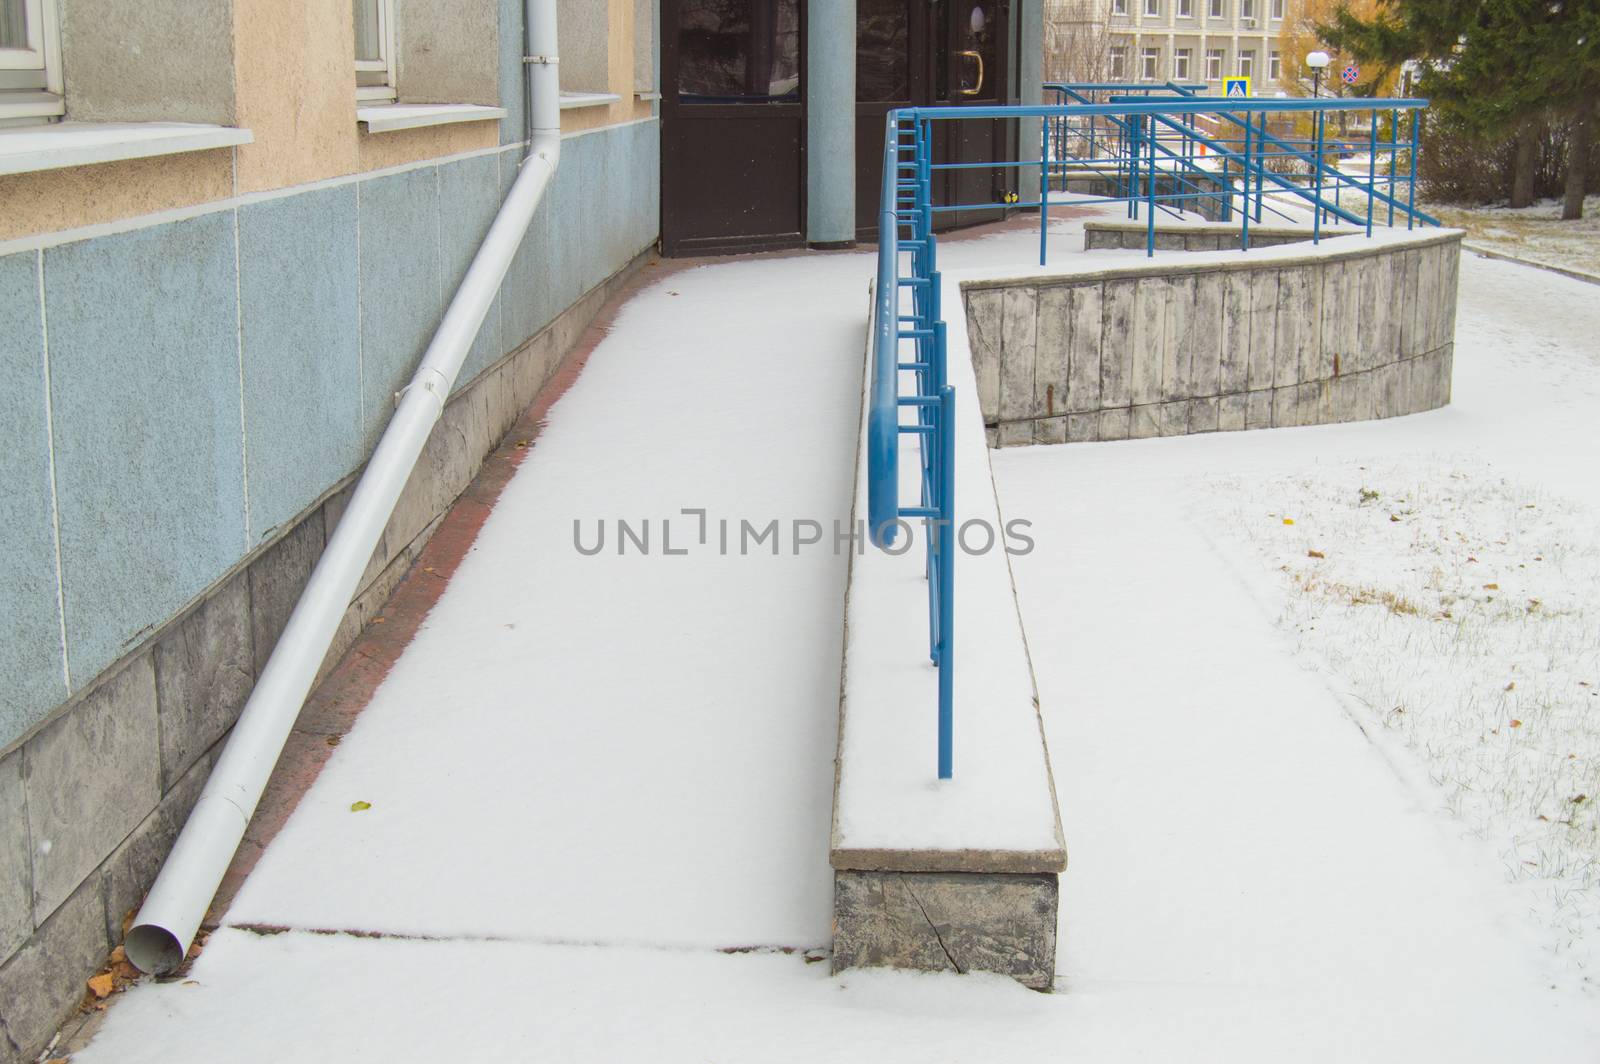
[1313,109,1325,244]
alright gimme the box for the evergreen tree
[1320,0,1599,218]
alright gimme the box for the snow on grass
[1196,455,1600,975]
[1428,196,1600,277]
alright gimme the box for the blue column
[806,0,856,246]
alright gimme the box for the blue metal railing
[1030,92,1438,258]
[870,112,956,780]
[869,93,1439,781]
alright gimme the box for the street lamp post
[1306,50,1331,98]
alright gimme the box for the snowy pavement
[73,222,1600,1062]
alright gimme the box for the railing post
[1407,108,1419,230]
[1040,99,1050,267]
[1366,110,1377,237]
[1388,108,1398,227]
[1253,112,1265,223]
[1240,108,1253,251]
[1313,108,1325,244]
[1145,115,1157,256]
[937,383,955,781]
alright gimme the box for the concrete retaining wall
[964,228,1461,447]
[1083,220,1354,253]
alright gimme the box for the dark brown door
[661,0,806,256]
[854,1,1016,239]
[934,0,1014,230]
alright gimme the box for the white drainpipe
[125,0,564,973]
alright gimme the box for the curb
[1463,242,1600,287]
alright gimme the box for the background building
[1047,0,1290,94]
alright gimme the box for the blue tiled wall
[45,212,247,687]
[0,251,68,740]
[0,117,660,751]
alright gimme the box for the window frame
[1109,45,1127,80]
[353,0,398,103]
[1208,0,1224,18]
[1269,50,1281,81]
[0,0,64,124]
[1238,49,1255,79]
[1205,48,1223,80]
[1176,0,1192,16]
[1270,0,1284,17]
[1112,0,1128,14]
[1240,0,1255,20]
[1173,48,1191,80]
[1143,0,1160,16]
[1140,47,1160,81]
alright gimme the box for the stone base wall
[832,871,1059,991]
[0,250,651,1064]
[1084,220,1354,253]
[962,229,1461,447]
[1058,172,1232,222]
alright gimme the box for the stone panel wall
[1083,220,1356,253]
[963,230,1461,447]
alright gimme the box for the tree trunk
[1563,105,1591,221]
[1510,121,1538,208]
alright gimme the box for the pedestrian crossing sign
[1224,76,1250,98]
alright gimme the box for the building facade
[0,3,658,1060]
[1106,0,1289,94]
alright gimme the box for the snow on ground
[1195,458,1600,964]
[1429,195,1600,278]
[73,219,1600,1062]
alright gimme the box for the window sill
[559,92,622,111]
[634,90,662,102]
[0,91,66,125]
[356,103,507,134]
[0,122,253,177]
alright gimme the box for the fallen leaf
[1307,549,1325,559]
[326,735,342,747]
[371,616,386,625]
[1574,795,1588,804]
[1509,719,1522,727]
[87,973,114,999]
[1282,517,1295,525]
[350,800,372,812]
[183,980,200,987]
[1506,682,1517,692]
[1389,514,1401,523]
[1483,583,1499,590]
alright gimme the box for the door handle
[958,50,984,96]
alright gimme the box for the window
[1141,47,1160,80]
[1177,0,1192,15]
[0,0,62,122]
[1240,0,1255,19]
[353,0,396,101]
[1270,0,1284,17]
[1173,48,1191,80]
[1143,0,1160,18]
[1112,0,1128,14]
[1205,48,1223,80]
[1238,50,1254,78]
[678,0,801,103]
[1110,46,1127,80]
[1269,50,1281,81]
[1209,0,1224,17]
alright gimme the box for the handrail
[868,110,956,780]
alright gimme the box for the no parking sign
[1341,64,1360,85]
